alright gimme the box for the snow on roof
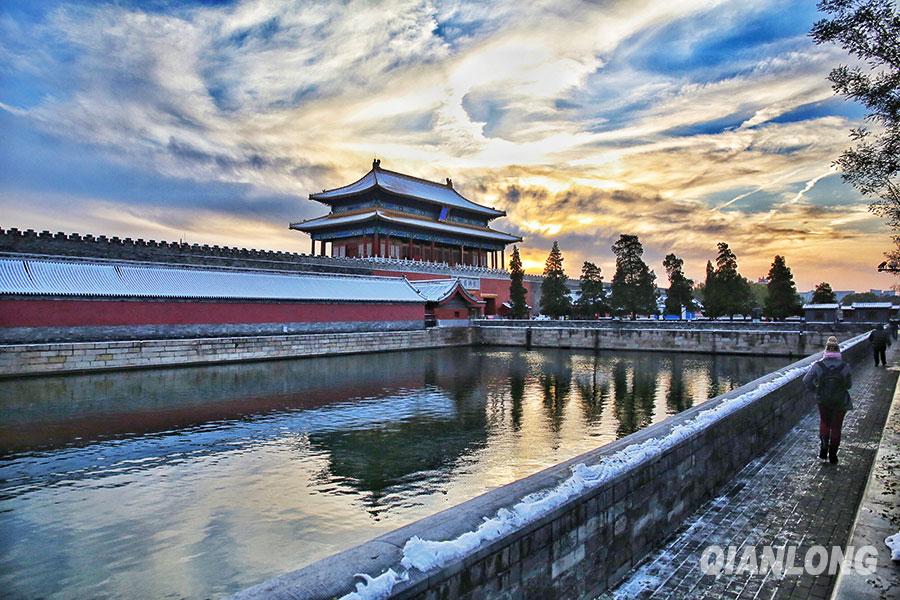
[851,302,894,309]
[501,301,532,309]
[310,166,505,217]
[292,210,521,243]
[802,303,840,309]
[0,258,424,302]
[409,278,484,304]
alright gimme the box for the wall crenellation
[0,226,517,278]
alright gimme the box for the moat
[0,347,789,598]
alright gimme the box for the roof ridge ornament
[373,158,381,169]
[445,178,453,188]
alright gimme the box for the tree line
[508,235,813,320]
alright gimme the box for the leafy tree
[662,253,695,316]
[811,281,838,303]
[539,242,571,318]
[705,243,753,318]
[811,1,900,267]
[610,234,657,319]
[764,255,802,320]
[574,261,609,318]
[747,281,769,311]
[841,291,887,305]
[508,246,529,318]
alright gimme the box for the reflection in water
[0,347,788,599]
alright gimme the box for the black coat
[870,329,891,350]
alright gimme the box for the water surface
[0,347,789,598]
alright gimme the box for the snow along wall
[231,332,872,600]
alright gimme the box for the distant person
[870,324,891,367]
[803,336,852,464]
[890,319,898,341]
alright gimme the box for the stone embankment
[475,324,859,357]
[0,322,869,377]
[0,328,473,377]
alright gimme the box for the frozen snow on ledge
[339,335,868,600]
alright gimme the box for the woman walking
[803,336,852,464]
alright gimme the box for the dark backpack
[817,363,847,407]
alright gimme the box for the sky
[0,0,894,291]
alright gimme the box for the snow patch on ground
[341,569,407,600]
[887,532,900,561]
[340,343,870,600]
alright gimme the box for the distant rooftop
[310,160,505,218]
[408,278,484,304]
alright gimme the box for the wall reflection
[0,347,788,599]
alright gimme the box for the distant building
[847,302,894,323]
[802,303,841,323]
[291,160,521,270]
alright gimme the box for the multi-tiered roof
[291,161,521,268]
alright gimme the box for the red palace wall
[0,299,424,328]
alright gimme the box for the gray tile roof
[0,258,424,302]
[293,210,521,243]
[310,166,505,217]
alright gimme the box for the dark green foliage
[663,253,695,316]
[764,255,802,320]
[703,243,753,318]
[574,261,609,318]
[841,291,893,305]
[811,1,900,266]
[811,281,838,303]
[539,242,572,318]
[508,246,529,318]
[610,234,657,319]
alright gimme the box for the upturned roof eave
[291,210,522,243]
[309,167,505,218]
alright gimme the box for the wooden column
[408,238,413,260]
[431,241,436,262]
[320,240,327,256]
[385,234,391,258]
[501,249,505,270]
[374,232,380,257]
[310,237,315,254]
[460,245,465,265]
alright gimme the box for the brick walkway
[603,352,899,600]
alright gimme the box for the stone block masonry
[476,325,852,357]
[0,327,473,378]
[231,333,872,600]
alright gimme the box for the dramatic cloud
[0,0,893,289]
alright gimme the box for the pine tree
[764,255,802,320]
[701,260,718,317]
[811,282,837,304]
[663,253,695,317]
[610,234,657,319]
[574,261,608,319]
[508,246,529,318]
[706,243,753,318]
[539,242,571,319]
